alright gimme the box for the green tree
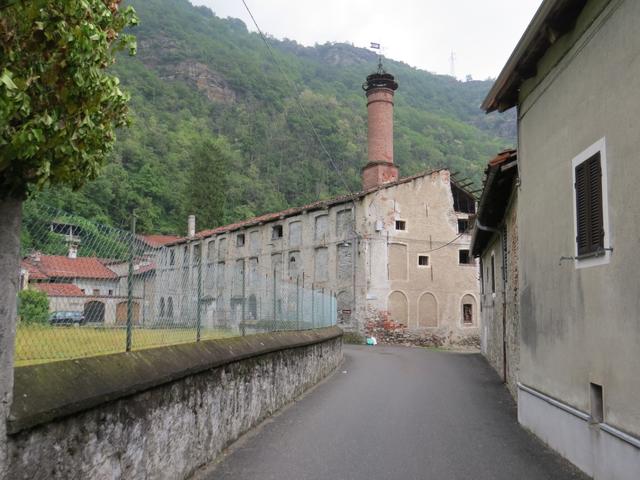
[17,289,49,325]
[0,1,137,440]
[186,138,231,230]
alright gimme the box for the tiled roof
[169,169,454,246]
[21,260,48,280]
[22,255,118,280]
[138,234,180,247]
[33,283,85,297]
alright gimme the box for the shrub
[18,289,50,324]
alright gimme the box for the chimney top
[362,72,398,92]
[187,215,196,238]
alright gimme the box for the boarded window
[388,244,408,280]
[314,247,328,282]
[418,292,437,328]
[314,214,328,242]
[248,257,259,285]
[337,244,353,282]
[207,240,216,262]
[271,253,282,276]
[388,291,408,326]
[336,209,353,237]
[289,221,302,247]
[218,238,227,260]
[216,262,226,296]
[249,231,261,254]
[575,152,604,256]
[233,259,244,296]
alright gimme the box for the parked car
[49,311,86,326]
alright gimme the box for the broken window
[457,219,469,234]
[575,152,604,257]
[452,184,476,214]
[236,233,245,248]
[272,225,283,240]
[395,220,406,231]
[459,249,472,265]
[418,255,429,267]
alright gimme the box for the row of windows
[394,218,471,234]
[387,291,477,328]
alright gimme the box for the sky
[190,0,543,80]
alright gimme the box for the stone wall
[2,327,342,480]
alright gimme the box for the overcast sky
[190,0,543,80]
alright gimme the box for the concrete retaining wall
[2,327,342,480]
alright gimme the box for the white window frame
[571,137,611,269]
[417,254,430,268]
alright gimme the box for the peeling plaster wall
[360,170,480,342]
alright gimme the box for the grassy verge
[15,324,235,366]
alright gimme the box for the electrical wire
[241,0,357,199]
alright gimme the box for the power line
[240,0,357,198]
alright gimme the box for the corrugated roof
[33,283,85,297]
[22,255,118,280]
[168,169,462,246]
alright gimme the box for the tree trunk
[0,197,21,475]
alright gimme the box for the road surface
[206,345,587,480]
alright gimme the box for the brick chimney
[361,68,399,190]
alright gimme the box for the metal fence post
[196,243,202,342]
[126,213,136,352]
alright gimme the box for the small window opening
[463,304,473,325]
[108,289,113,296]
[491,255,496,294]
[418,255,429,266]
[590,383,604,424]
[458,219,469,234]
[169,250,175,266]
[236,233,245,247]
[92,289,100,296]
[272,225,283,239]
[459,250,472,265]
[395,220,406,231]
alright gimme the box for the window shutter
[575,152,604,256]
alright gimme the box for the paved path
[207,345,587,480]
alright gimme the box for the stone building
[158,67,479,343]
[470,149,519,399]
[482,0,640,477]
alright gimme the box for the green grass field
[15,325,235,366]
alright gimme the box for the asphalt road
[206,345,587,480]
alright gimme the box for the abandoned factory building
[158,67,480,343]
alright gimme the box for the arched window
[388,291,408,326]
[418,292,438,328]
[461,294,477,326]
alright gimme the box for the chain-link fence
[15,204,337,366]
